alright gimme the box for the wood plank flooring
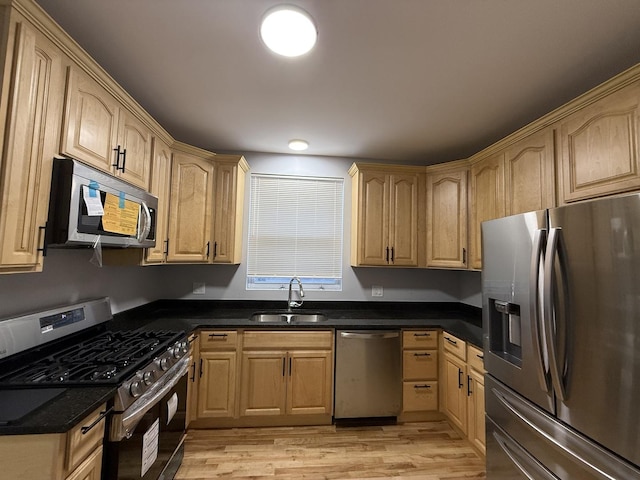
[175,421,486,479]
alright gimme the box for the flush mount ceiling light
[288,139,309,151]
[260,5,317,57]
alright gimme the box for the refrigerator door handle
[543,227,568,402]
[492,428,560,480]
[530,228,551,393]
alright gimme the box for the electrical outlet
[372,285,383,297]
[193,282,205,295]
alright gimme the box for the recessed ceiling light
[260,6,317,57]
[288,139,309,151]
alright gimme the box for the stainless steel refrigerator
[482,193,640,479]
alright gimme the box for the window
[247,174,344,290]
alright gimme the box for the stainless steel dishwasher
[334,330,402,419]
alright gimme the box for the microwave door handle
[138,201,152,242]
[531,228,551,392]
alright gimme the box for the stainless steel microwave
[45,157,158,249]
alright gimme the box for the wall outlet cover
[372,285,383,297]
[193,282,206,295]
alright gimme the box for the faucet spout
[287,277,304,311]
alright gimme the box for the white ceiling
[35,0,640,165]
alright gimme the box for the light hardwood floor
[176,421,486,479]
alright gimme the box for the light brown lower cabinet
[0,404,105,479]
[439,332,486,455]
[239,349,333,417]
[467,365,486,454]
[442,350,468,432]
[401,329,439,419]
[193,330,239,422]
[189,329,333,428]
[240,332,333,420]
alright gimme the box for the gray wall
[0,152,482,319]
[0,249,167,318]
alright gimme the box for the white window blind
[247,174,344,290]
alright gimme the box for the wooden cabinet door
[356,170,389,265]
[505,128,555,215]
[186,335,199,425]
[389,173,419,266]
[116,109,151,189]
[559,81,640,203]
[240,351,287,417]
[467,368,486,455]
[426,167,468,268]
[0,19,64,272]
[469,153,505,270]
[212,161,235,264]
[442,352,467,433]
[65,445,102,480]
[144,138,172,264]
[197,351,237,418]
[166,152,214,263]
[287,350,333,416]
[61,66,119,172]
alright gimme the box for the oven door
[105,358,189,480]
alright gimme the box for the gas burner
[0,329,185,387]
[90,365,119,381]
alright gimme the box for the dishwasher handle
[339,331,399,339]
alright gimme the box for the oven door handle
[110,355,191,441]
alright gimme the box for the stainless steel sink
[249,311,327,323]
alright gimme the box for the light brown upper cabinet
[558,80,640,203]
[144,137,172,264]
[504,128,556,215]
[349,163,422,266]
[0,14,66,274]
[61,66,151,189]
[469,153,505,270]
[166,149,215,263]
[211,155,249,264]
[426,160,468,269]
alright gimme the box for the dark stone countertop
[112,300,484,347]
[0,386,115,435]
[0,300,483,436]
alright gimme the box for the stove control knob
[173,342,186,359]
[130,380,143,398]
[160,357,170,371]
[143,370,155,385]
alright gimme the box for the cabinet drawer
[467,345,485,373]
[442,332,466,360]
[403,381,438,412]
[200,330,238,350]
[403,350,438,380]
[243,331,333,349]
[403,330,438,349]
[66,404,106,473]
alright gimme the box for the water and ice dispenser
[489,299,523,366]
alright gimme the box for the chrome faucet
[287,277,304,311]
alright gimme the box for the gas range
[0,297,189,416]
[0,329,189,411]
